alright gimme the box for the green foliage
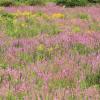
[0,75,3,84]
[88,0,100,3]
[89,22,100,32]
[12,63,24,69]
[25,0,45,5]
[68,95,77,100]
[72,26,81,33]
[72,43,92,55]
[48,79,75,90]
[85,71,100,88]
[80,80,87,89]
[0,0,100,6]
[20,53,33,63]
[0,12,15,19]
[35,78,44,89]
[0,56,8,69]
[0,0,14,6]
[56,0,100,7]
[0,63,8,69]
[0,97,3,100]
[6,91,16,100]
[16,93,25,100]
[0,0,55,6]
[33,44,52,62]
[56,0,89,7]
[77,13,90,20]
[4,14,59,38]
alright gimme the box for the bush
[56,0,89,7]
[25,0,45,5]
[0,0,47,6]
[0,0,14,6]
[88,0,100,3]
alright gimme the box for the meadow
[0,1,100,100]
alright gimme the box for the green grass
[6,91,16,100]
[48,78,75,90]
[72,26,81,33]
[35,78,44,89]
[0,56,8,69]
[85,71,100,88]
[71,43,93,55]
[77,13,90,20]
[89,22,100,32]
[80,70,100,89]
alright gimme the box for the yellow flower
[52,13,64,19]
[37,44,45,51]
[22,11,32,16]
[21,23,26,27]
[48,47,53,53]
[14,10,32,17]
[58,23,65,26]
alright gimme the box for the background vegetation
[0,0,100,6]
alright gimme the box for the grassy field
[0,2,100,100]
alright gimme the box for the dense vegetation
[0,0,100,6]
[0,0,100,99]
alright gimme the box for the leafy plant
[25,0,46,5]
[20,53,33,63]
[48,79,75,90]
[0,0,14,6]
[0,0,56,6]
[77,13,90,20]
[72,43,93,55]
[56,0,89,7]
[72,26,81,33]
[88,0,100,3]
[89,22,100,32]
[85,71,100,88]
[6,91,16,100]
[33,44,51,62]
[4,14,60,38]
[35,78,44,89]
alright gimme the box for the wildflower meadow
[0,0,100,100]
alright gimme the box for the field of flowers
[0,3,100,100]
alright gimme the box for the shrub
[0,0,14,6]
[56,0,89,7]
[0,0,47,6]
[88,0,100,3]
[25,0,45,5]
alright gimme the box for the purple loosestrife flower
[15,82,29,93]
[12,38,39,53]
[0,81,10,97]
[72,34,93,46]
[0,40,3,46]
[84,87,100,99]
[91,54,100,72]
[6,67,21,80]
